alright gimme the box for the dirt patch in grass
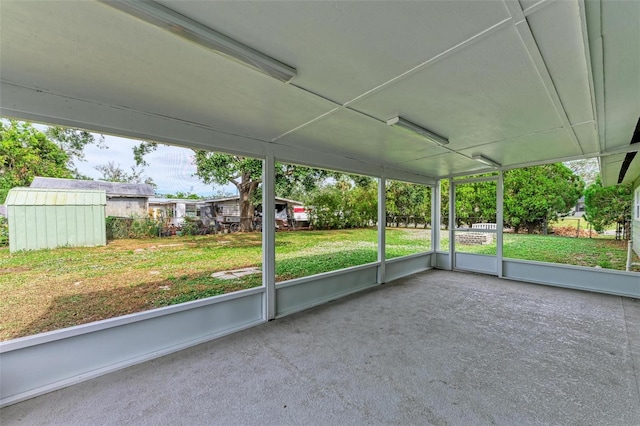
[0,266,31,274]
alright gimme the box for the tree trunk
[237,172,259,232]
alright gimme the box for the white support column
[262,153,276,320]
[449,178,455,270]
[432,182,440,267]
[496,170,504,278]
[377,176,386,284]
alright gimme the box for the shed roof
[5,188,106,206]
[30,177,155,198]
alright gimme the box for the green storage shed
[6,188,107,253]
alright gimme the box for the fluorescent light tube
[386,117,449,146]
[101,0,297,83]
[472,154,501,168]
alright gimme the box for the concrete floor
[1,270,639,425]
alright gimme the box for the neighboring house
[30,177,155,218]
[148,198,213,227]
[209,196,305,228]
[573,196,585,217]
[148,196,304,229]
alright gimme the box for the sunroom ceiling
[0,0,638,182]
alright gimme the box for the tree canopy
[194,152,262,231]
[194,151,339,231]
[94,161,156,188]
[0,120,72,203]
[584,177,633,232]
[45,125,104,178]
[504,164,584,233]
[385,180,431,225]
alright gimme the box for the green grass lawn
[0,228,636,340]
[441,233,634,270]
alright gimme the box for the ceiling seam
[577,0,601,154]
[270,16,514,143]
[513,18,585,156]
[341,17,514,109]
[521,0,553,17]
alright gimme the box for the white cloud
[75,135,237,197]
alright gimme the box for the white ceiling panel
[457,129,580,168]
[0,1,336,141]
[600,0,640,152]
[571,122,600,155]
[0,0,637,183]
[525,0,594,126]
[349,25,563,150]
[396,152,487,177]
[601,154,626,186]
[277,109,449,168]
[159,0,512,104]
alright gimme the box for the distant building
[148,196,304,228]
[148,198,212,227]
[573,196,586,217]
[30,177,155,218]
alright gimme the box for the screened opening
[501,160,639,272]
[0,120,264,341]
[385,179,432,259]
[438,179,450,252]
[274,163,378,282]
[452,178,497,256]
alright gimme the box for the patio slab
[1,270,638,425]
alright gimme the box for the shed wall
[7,189,106,252]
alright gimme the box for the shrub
[106,216,160,240]
[0,217,8,246]
[181,216,201,236]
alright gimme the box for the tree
[275,162,332,201]
[565,158,599,186]
[453,180,496,227]
[584,176,633,232]
[0,120,72,203]
[385,181,431,227]
[194,152,334,232]
[158,192,203,200]
[305,179,377,229]
[194,152,262,232]
[132,141,158,167]
[45,125,105,178]
[95,161,156,188]
[504,164,584,233]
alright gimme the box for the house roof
[1,1,638,185]
[203,196,303,206]
[5,188,106,206]
[149,197,205,205]
[30,177,155,198]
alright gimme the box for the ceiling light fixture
[101,0,297,83]
[472,154,501,168]
[386,117,449,146]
